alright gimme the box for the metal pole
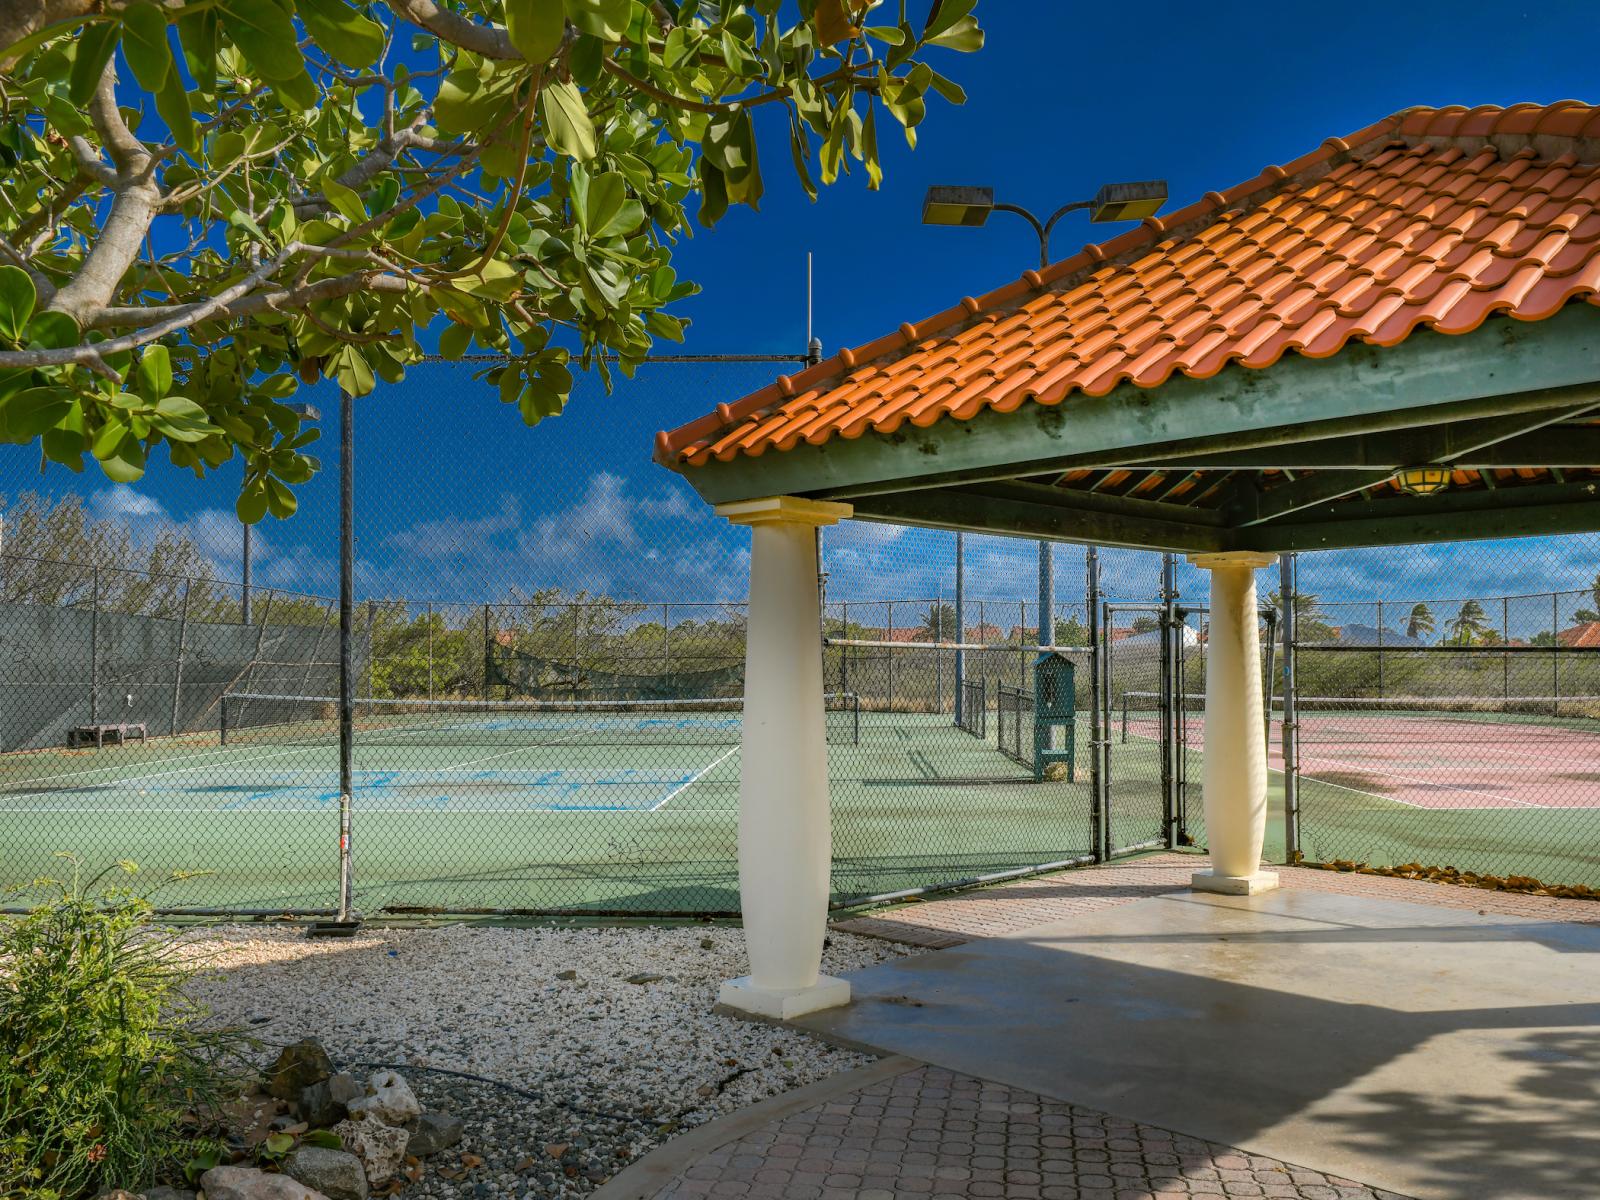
[954,533,966,726]
[663,602,671,683]
[89,566,100,724]
[427,602,434,700]
[1502,597,1510,701]
[1160,552,1176,848]
[1086,547,1104,861]
[242,522,252,625]
[1038,541,1053,649]
[337,388,355,925]
[841,600,850,698]
[482,603,492,700]
[886,599,895,711]
[935,590,943,714]
[171,579,191,736]
[1281,553,1300,862]
[1018,600,1027,689]
[1553,591,1561,716]
[366,599,375,699]
[1376,598,1384,698]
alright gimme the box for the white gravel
[177,921,920,1196]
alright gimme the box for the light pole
[921,179,1168,657]
[241,402,320,623]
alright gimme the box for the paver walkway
[637,1062,1411,1200]
[599,856,1599,1200]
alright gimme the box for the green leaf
[26,310,80,350]
[333,345,375,396]
[177,9,219,93]
[2,387,74,436]
[155,69,198,154]
[922,0,977,41]
[69,22,122,106]
[506,0,566,62]
[319,177,368,224]
[297,0,386,68]
[264,477,298,519]
[302,1130,343,1150]
[0,266,36,345]
[460,258,522,301]
[925,13,983,52]
[228,207,271,244]
[579,171,626,235]
[120,3,174,91]
[562,0,630,41]
[236,480,269,524]
[137,344,173,400]
[220,0,305,81]
[437,322,473,360]
[696,159,728,228]
[540,80,597,161]
[151,396,221,442]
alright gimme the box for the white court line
[650,746,737,812]
[1,741,252,791]
[0,743,333,808]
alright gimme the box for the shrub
[0,858,246,1200]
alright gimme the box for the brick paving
[832,852,1600,948]
[617,858,1599,1199]
[646,1064,1411,1200]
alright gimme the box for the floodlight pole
[990,200,1095,270]
[336,386,355,926]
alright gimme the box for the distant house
[860,626,927,643]
[966,623,1004,642]
[1557,620,1600,648]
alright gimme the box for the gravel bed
[179,922,919,1198]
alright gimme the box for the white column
[1187,551,1280,895]
[716,495,852,1018]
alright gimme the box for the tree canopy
[0,1,982,521]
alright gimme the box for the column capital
[1187,551,1279,571]
[715,495,853,528]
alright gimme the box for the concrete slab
[793,887,1600,1200]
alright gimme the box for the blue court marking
[128,767,710,813]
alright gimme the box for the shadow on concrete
[794,888,1600,1200]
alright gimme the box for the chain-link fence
[2,359,1599,913]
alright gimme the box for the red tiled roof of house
[1558,620,1600,647]
[659,102,1600,467]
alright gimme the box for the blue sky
[4,0,1600,626]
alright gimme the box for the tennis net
[220,691,861,748]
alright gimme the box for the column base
[718,974,851,1019]
[1191,869,1280,896]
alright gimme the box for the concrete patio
[599,857,1600,1200]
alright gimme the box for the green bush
[0,859,245,1200]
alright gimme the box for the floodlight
[921,185,995,227]
[1088,181,1169,223]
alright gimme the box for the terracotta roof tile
[659,103,1600,467]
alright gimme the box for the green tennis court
[0,700,1123,914]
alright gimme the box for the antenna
[806,252,822,364]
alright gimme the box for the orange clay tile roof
[658,102,1600,469]
[1558,620,1600,648]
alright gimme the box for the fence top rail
[825,637,1092,653]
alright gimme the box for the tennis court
[0,693,1113,914]
[1121,691,1600,885]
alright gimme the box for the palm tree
[1447,599,1490,645]
[1405,602,1435,641]
[1269,588,1335,641]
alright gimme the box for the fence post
[171,579,191,736]
[336,386,355,925]
[1502,597,1510,701]
[840,600,850,698]
[571,605,581,693]
[427,602,434,700]
[935,590,943,714]
[1160,553,1177,847]
[89,566,100,724]
[482,603,492,700]
[367,599,376,699]
[1281,552,1300,862]
[1018,600,1027,689]
[886,600,895,711]
[1553,591,1561,716]
[954,532,965,726]
[1376,598,1384,698]
[1086,547,1103,861]
[663,602,671,683]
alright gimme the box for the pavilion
[655,101,1600,1019]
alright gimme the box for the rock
[300,1072,361,1128]
[146,1188,196,1200]
[624,972,663,985]
[266,1039,334,1101]
[330,1118,409,1185]
[403,1112,463,1157]
[269,1117,308,1135]
[285,1147,369,1200]
[93,1191,144,1200]
[345,1070,420,1126]
[200,1166,329,1200]
[554,969,577,981]
[698,938,716,950]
